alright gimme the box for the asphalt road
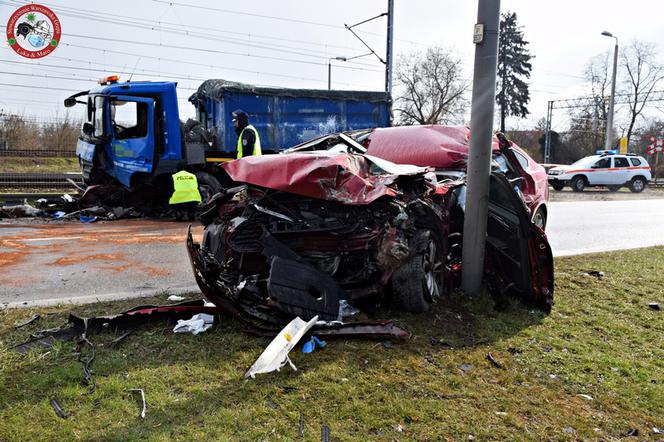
[0,219,202,308]
[547,198,664,256]
[2,197,664,307]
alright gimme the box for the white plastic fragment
[245,315,319,379]
[167,295,186,302]
[173,313,215,335]
[577,394,593,401]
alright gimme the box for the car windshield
[569,156,599,167]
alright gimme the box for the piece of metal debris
[50,398,69,419]
[653,427,662,434]
[266,399,278,410]
[14,314,40,328]
[486,352,504,369]
[459,363,474,373]
[129,389,147,419]
[299,412,305,437]
[585,270,604,280]
[321,425,330,442]
[578,394,593,401]
[623,429,639,437]
[648,302,660,311]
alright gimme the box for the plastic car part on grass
[245,316,319,379]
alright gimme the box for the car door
[485,172,554,312]
[587,156,612,185]
[107,95,156,188]
[611,156,630,184]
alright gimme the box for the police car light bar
[596,149,618,155]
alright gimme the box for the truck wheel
[391,233,443,313]
[551,183,564,191]
[195,172,222,205]
[607,185,620,192]
[571,176,586,192]
[629,176,646,193]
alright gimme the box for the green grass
[0,157,78,173]
[0,247,662,441]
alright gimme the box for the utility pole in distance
[385,0,394,96]
[461,0,501,294]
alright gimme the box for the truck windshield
[93,96,105,137]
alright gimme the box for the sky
[1,0,663,131]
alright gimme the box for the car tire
[607,185,620,192]
[195,172,222,205]
[571,176,586,192]
[551,183,564,191]
[629,176,646,193]
[391,233,443,313]
[532,207,547,230]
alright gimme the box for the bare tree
[394,46,469,125]
[584,52,610,146]
[621,40,664,143]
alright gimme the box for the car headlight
[549,169,563,176]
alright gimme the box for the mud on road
[0,219,203,307]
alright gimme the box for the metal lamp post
[328,56,348,90]
[601,31,618,151]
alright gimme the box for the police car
[548,151,651,193]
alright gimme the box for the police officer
[232,109,262,159]
[169,169,201,221]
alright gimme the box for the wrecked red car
[186,138,553,329]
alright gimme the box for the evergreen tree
[496,12,533,132]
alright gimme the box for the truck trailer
[64,76,390,211]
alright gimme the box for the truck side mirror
[64,97,77,108]
[82,122,94,136]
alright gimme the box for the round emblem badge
[6,4,61,59]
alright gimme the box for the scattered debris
[623,429,639,437]
[382,341,395,350]
[494,411,508,416]
[507,347,522,355]
[321,425,330,442]
[459,363,474,373]
[50,398,69,419]
[563,427,574,434]
[167,295,187,302]
[265,398,278,410]
[301,336,326,354]
[129,389,147,419]
[585,270,604,280]
[395,423,404,433]
[486,352,504,369]
[648,302,660,311]
[337,300,360,321]
[77,337,96,394]
[79,215,98,223]
[245,316,318,379]
[14,313,40,328]
[577,394,593,401]
[653,427,662,434]
[299,412,305,437]
[0,203,46,218]
[173,313,215,335]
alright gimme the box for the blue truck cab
[65,76,391,207]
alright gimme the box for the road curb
[1,284,201,309]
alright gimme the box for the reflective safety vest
[169,170,202,205]
[236,125,262,159]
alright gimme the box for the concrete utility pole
[602,31,619,150]
[461,0,501,294]
[328,56,347,90]
[385,0,394,95]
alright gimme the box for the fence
[0,149,76,157]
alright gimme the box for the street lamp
[328,56,347,90]
[601,31,619,151]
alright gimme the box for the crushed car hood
[365,125,503,169]
[221,152,430,205]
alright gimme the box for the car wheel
[629,176,646,193]
[571,176,586,192]
[551,183,564,191]
[532,207,547,230]
[607,185,620,192]
[391,233,443,313]
[195,172,222,205]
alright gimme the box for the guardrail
[0,149,76,157]
[0,172,83,189]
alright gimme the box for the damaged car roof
[364,125,503,169]
[221,152,431,205]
